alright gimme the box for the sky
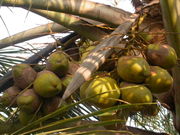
[0,0,134,43]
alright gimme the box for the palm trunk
[160,0,180,132]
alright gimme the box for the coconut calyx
[86,77,120,108]
[146,44,177,69]
[17,89,41,113]
[145,66,173,94]
[117,56,150,83]
[46,51,69,77]
[1,86,20,107]
[12,64,37,89]
[33,70,62,98]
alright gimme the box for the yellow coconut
[146,44,177,69]
[117,56,150,83]
[33,70,62,98]
[86,77,120,108]
[145,66,173,94]
[46,51,69,77]
[12,64,37,89]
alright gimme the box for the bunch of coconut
[0,51,74,125]
[116,43,177,116]
[78,43,177,129]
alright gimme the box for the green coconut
[62,75,72,90]
[19,111,35,125]
[17,89,41,113]
[145,66,173,94]
[1,86,20,107]
[12,64,37,89]
[80,80,92,99]
[33,70,62,98]
[46,51,69,77]
[117,56,150,83]
[81,46,96,61]
[139,32,154,42]
[120,82,153,104]
[146,44,177,69]
[86,77,120,108]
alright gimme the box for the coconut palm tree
[0,0,179,134]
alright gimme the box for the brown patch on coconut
[1,86,21,107]
[12,64,37,89]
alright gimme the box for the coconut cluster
[0,43,177,128]
[0,51,72,125]
[79,43,177,129]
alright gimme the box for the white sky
[0,0,134,42]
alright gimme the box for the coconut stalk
[61,18,137,102]
[0,0,136,27]
[30,9,108,41]
[160,0,180,132]
[0,22,68,49]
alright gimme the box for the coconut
[146,44,177,69]
[80,80,92,99]
[140,103,160,116]
[86,77,120,108]
[0,86,20,107]
[81,46,96,61]
[46,51,69,77]
[33,70,62,98]
[120,82,153,104]
[62,75,72,91]
[139,32,154,42]
[12,64,37,89]
[117,56,150,83]
[145,66,173,94]
[17,89,41,113]
[42,96,61,115]
[19,111,35,125]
